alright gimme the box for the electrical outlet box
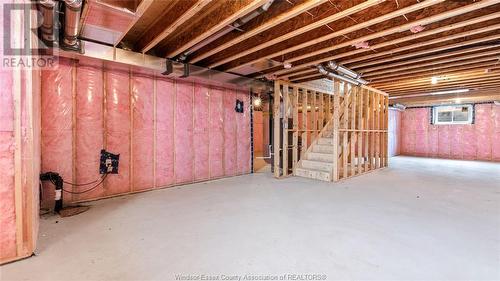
[235,99,244,113]
[99,149,119,174]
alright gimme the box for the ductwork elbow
[62,0,82,50]
[39,0,58,44]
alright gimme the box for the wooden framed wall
[331,80,389,181]
[273,80,331,178]
[273,79,388,182]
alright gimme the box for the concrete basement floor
[1,156,499,281]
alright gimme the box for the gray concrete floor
[1,156,499,280]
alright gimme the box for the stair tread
[301,159,333,164]
[296,167,331,173]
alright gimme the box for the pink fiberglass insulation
[131,72,154,191]
[237,91,251,174]
[193,83,210,181]
[428,126,439,157]
[74,58,104,201]
[476,104,492,160]
[437,125,451,158]
[450,125,462,159]
[209,88,225,178]
[175,81,194,183]
[41,58,73,207]
[414,108,429,157]
[104,64,131,195]
[40,58,252,205]
[156,78,175,187]
[388,109,401,157]
[462,125,477,160]
[224,89,237,176]
[493,105,500,161]
[0,67,16,259]
[400,105,499,161]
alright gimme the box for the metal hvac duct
[326,61,368,85]
[62,0,82,50]
[317,65,363,86]
[39,0,58,45]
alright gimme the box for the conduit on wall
[400,104,500,161]
[40,57,251,206]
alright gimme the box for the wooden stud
[301,88,308,159]
[273,81,281,178]
[332,79,340,182]
[350,86,357,177]
[342,83,349,179]
[357,87,363,175]
[282,84,289,176]
[292,86,299,174]
[364,88,370,172]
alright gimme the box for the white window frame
[433,104,473,125]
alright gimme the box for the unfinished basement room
[1,0,499,280]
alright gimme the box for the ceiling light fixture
[283,62,292,69]
[253,96,262,108]
[431,76,438,84]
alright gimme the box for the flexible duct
[327,61,368,84]
[39,0,57,44]
[63,0,82,48]
[317,65,362,86]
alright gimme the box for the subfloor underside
[2,156,499,280]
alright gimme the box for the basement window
[432,104,473,125]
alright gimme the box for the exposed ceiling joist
[163,0,270,58]
[249,1,500,76]
[273,23,500,77]
[188,0,329,64]
[114,0,154,47]
[207,0,385,68]
[137,0,213,53]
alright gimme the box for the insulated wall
[0,1,40,264]
[40,58,251,205]
[388,109,402,157]
[400,104,500,161]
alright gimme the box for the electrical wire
[62,176,103,186]
[49,173,108,195]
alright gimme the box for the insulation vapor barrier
[400,104,500,161]
[40,58,252,206]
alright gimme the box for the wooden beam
[209,0,384,68]
[378,72,500,91]
[360,44,500,74]
[286,0,449,63]
[253,3,500,76]
[367,56,500,81]
[373,68,500,88]
[189,0,329,63]
[370,61,500,84]
[138,0,213,53]
[363,48,500,77]
[164,0,269,58]
[389,81,500,96]
[274,25,500,77]
[349,31,500,69]
[115,0,154,46]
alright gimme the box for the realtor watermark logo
[174,273,328,280]
[2,3,58,69]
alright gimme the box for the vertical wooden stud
[292,86,299,174]
[273,81,281,178]
[282,84,289,176]
[332,79,340,182]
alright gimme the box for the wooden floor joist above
[96,0,500,103]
